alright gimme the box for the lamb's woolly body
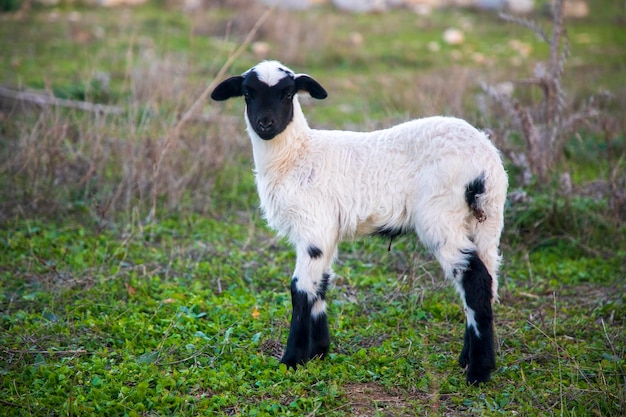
[249,104,506,297]
[212,60,508,385]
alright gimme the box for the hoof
[280,348,308,370]
[466,366,493,385]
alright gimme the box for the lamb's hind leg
[415,215,496,384]
[456,251,496,384]
[281,244,333,368]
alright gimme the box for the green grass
[1,212,624,415]
[1,1,625,416]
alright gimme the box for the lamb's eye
[284,91,294,100]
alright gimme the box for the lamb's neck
[250,103,311,178]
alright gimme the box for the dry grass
[2,1,624,226]
[0,53,247,224]
[221,3,338,66]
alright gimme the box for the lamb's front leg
[281,277,314,367]
[281,244,333,369]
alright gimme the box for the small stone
[443,28,464,45]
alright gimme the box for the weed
[481,0,626,193]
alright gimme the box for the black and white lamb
[211,60,508,384]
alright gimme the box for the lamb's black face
[210,61,328,141]
[243,71,296,140]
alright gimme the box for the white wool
[246,60,294,87]
[246,97,507,299]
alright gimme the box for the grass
[1,1,625,416]
[2,212,624,415]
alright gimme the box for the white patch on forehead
[247,60,294,87]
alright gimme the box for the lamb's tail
[465,172,487,223]
[464,171,507,301]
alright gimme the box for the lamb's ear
[211,76,245,101]
[295,74,328,100]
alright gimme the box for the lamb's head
[211,61,327,140]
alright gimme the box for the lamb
[211,60,508,385]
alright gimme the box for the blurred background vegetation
[1,0,624,228]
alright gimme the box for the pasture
[1,1,624,415]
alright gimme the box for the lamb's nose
[258,118,273,130]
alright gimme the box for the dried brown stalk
[0,86,123,114]
[486,0,571,184]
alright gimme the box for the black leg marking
[307,245,323,259]
[309,272,331,360]
[317,272,330,299]
[309,313,330,360]
[280,278,312,369]
[281,273,333,368]
[460,251,496,385]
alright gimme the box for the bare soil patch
[344,382,414,416]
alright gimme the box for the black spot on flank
[307,245,323,259]
[373,226,406,239]
[373,226,408,252]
